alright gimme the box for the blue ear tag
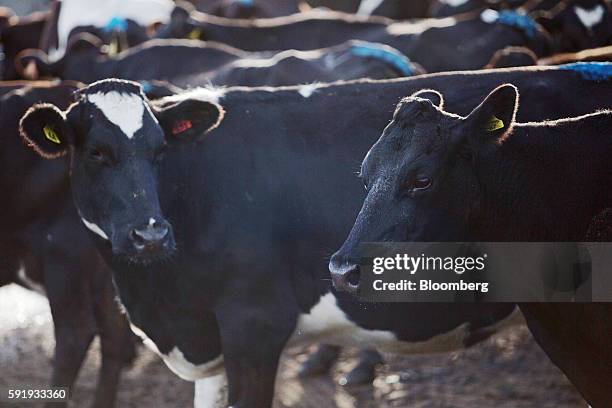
[558,62,612,81]
[43,125,61,144]
[103,17,128,33]
[486,116,505,132]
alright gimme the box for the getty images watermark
[355,242,612,302]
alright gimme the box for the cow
[17,67,612,407]
[183,0,302,18]
[0,10,48,80]
[21,36,423,87]
[0,81,136,408]
[485,45,538,67]
[308,0,432,19]
[40,0,174,61]
[535,0,612,52]
[157,7,553,72]
[327,80,612,406]
[428,0,528,17]
[185,0,430,19]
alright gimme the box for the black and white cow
[0,10,48,80]
[428,0,527,17]
[535,0,612,52]
[185,0,430,19]
[23,36,423,87]
[327,80,612,407]
[158,7,553,72]
[18,67,612,407]
[40,0,174,61]
[0,81,136,408]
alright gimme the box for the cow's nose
[129,221,170,252]
[329,258,361,294]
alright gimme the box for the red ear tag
[172,120,193,136]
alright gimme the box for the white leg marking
[574,5,605,30]
[194,373,228,408]
[80,217,109,240]
[87,91,151,139]
[356,0,385,16]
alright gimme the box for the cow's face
[329,85,518,293]
[20,79,223,264]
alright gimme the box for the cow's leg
[91,269,136,408]
[194,373,228,408]
[339,349,382,386]
[297,344,341,378]
[44,262,96,408]
[218,305,296,408]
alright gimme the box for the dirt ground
[0,284,587,408]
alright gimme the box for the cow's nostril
[130,229,146,246]
[346,266,361,287]
[330,263,361,294]
[130,222,170,249]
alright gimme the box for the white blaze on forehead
[87,91,152,139]
[574,5,605,30]
[81,218,109,240]
[357,0,385,16]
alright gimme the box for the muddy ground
[0,284,586,408]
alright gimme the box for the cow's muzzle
[329,256,361,294]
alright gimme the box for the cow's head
[536,0,612,51]
[19,79,223,264]
[156,2,205,41]
[329,85,518,293]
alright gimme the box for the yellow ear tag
[108,38,119,56]
[188,28,202,40]
[486,116,505,132]
[43,125,61,144]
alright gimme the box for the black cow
[184,0,302,18]
[158,7,553,72]
[39,0,173,61]
[0,11,48,80]
[18,67,611,407]
[535,0,612,52]
[308,0,432,18]
[428,0,527,17]
[485,45,538,67]
[22,36,423,88]
[328,83,612,406]
[0,81,135,408]
[185,0,430,19]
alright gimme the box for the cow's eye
[407,176,432,193]
[89,149,105,161]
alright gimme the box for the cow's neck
[471,115,612,241]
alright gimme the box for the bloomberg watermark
[355,242,612,302]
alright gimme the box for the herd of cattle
[1,0,611,407]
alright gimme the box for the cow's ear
[155,99,224,144]
[19,104,70,159]
[464,84,518,143]
[409,89,444,110]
